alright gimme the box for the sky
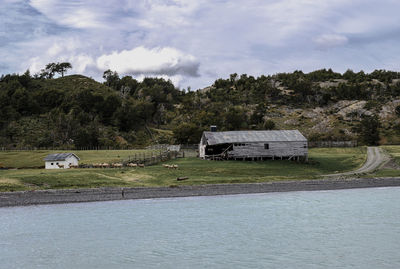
[1,0,400,90]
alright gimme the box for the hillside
[1,69,400,148]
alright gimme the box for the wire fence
[308,140,358,148]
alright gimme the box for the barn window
[264,144,269,149]
[51,163,53,165]
[56,162,59,165]
[303,144,307,148]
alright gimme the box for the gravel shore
[1,177,400,207]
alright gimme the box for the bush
[264,120,275,130]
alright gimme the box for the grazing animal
[69,164,79,169]
[138,164,145,168]
[57,164,64,169]
[112,163,123,168]
[128,163,138,167]
[163,164,178,169]
[102,163,110,168]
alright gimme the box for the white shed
[44,153,80,169]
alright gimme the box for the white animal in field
[102,163,110,168]
[163,164,178,169]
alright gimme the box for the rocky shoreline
[1,177,400,207]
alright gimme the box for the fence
[0,146,145,151]
[308,140,358,148]
[180,144,198,150]
[122,150,183,166]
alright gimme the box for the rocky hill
[1,68,400,148]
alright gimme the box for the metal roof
[44,153,80,161]
[202,130,307,145]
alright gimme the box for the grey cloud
[0,1,68,46]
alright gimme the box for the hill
[1,68,400,148]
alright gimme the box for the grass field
[0,149,158,168]
[0,147,368,192]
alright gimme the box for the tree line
[1,65,399,148]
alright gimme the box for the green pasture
[0,149,158,168]
[0,147,369,192]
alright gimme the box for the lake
[1,187,400,268]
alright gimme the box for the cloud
[313,34,348,48]
[29,0,108,29]
[96,47,200,77]
[3,0,400,90]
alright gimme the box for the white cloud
[24,37,95,75]
[2,0,400,90]
[314,34,348,48]
[96,47,200,77]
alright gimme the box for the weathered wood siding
[199,136,206,158]
[228,141,307,158]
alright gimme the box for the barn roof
[44,153,80,161]
[202,130,307,145]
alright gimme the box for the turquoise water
[1,187,400,268]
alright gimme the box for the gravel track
[325,147,390,177]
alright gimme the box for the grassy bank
[0,147,367,192]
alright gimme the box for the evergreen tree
[359,115,380,145]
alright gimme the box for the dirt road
[325,147,390,177]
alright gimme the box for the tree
[40,63,56,79]
[359,115,380,145]
[39,62,72,78]
[57,62,72,77]
[103,69,120,89]
[264,119,275,130]
[173,122,203,144]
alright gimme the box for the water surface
[1,187,400,268]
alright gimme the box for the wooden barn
[199,130,308,161]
